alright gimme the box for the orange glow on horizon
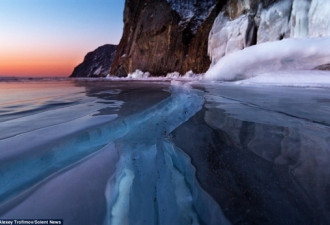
[0,0,124,77]
[0,47,86,77]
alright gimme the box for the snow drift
[205,37,330,81]
[234,70,330,87]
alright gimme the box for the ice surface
[205,37,330,81]
[202,82,330,223]
[0,99,122,140]
[2,79,330,224]
[0,81,86,122]
[0,113,121,203]
[2,143,119,225]
[0,81,229,225]
[0,82,122,204]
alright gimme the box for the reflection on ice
[200,83,330,224]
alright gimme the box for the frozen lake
[0,78,329,224]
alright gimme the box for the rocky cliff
[71,44,117,77]
[110,0,330,77]
[110,0,225,76]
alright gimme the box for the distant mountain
[70,44,117,78]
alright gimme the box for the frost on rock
[166,0,216,32]
[257,0,292,43]
[309,0,330,37]
[208,13,251,66]
[290,0,310,38]
[289,0,330,38]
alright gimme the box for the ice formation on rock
[208,13,251,66]
[257,0,292,43]
[309,0,330,37]
[208,0,330,66]
[290,0,310,38]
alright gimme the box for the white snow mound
[205,37,330,81]
[234,70,330,87]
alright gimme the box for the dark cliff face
[110,0,225,76]
[71,44,117,78]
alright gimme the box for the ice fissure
[103,84,229,225]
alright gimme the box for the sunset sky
[0,0,125,77]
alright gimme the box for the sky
[0,0,125,77]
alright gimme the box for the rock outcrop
[108,0,330,77]
[71,44,117,78]
[110,0,226,76]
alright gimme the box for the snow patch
[166,72,181,79]
[93,66,103,75]
[165,71,203,80]
[166,0,216,32]
[106,70,203,81]
[127,70,150,79]
[234,70,330,87]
